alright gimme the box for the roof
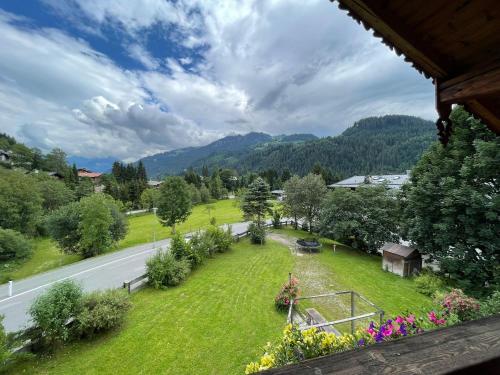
[0,149,11,156]
[147,180,162,186]
[328,173,409,189]
[271,189,285,194]
[332,0,500,142]
[381,242,419,258]
[78,170,102,178]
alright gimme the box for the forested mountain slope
[140,115,436,178]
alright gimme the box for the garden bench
[305,308,341,336]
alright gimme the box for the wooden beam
[439,60,500,103]
[335,0,447,78]
[465,99,500,134]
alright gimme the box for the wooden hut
[381,243,422,277]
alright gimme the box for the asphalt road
[0,221,255,333]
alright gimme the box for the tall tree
[401,107,499,296]
[0,169,43,236]
[283,175,304,229]
[157,176,192,233]
[297,173,328,232]
[242,177,272,227]
[319,186,398,252]
[44,148,68,175]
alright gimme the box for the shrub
[0,315,11,366]
[0,228,32,261]
[480,291,500,317]
[75,289,131,338]
[440,289,480,321]
[146,251,191,289]
[209,216,217,226]
[275,277,299,312]
[272,209,282,229]
[170,232,189,260]
[248,222,266,245]
[188,232,210,267]
[414,271,444,296]
[205,226,233,254]
[29,280,83,345]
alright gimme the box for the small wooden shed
[381,243,422,277]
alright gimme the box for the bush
[188,232,210,267]
[0,315,11,366]
[170,232,189,260]
[29,280,83,345]
[275,277,299,312]
[249,222,266,245]
[205,226,233,254]
[480,291,500,317]
[272,209,282,229]
[146,251,191,289]
[0,228,32,261]
[414,271,444,296]
[75,289,131,338]
[440,289,480,321]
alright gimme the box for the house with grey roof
[327,172,410,190]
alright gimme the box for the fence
[288,291,384,335]
[233,220,296,241]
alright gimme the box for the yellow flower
[259,353,276,369]
[245,362,261,374]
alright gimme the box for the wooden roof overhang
[331,0,500,144]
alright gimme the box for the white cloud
[0,0,436,161]
[0,10,219,159]
[127,43,160,70]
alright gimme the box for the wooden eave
[331,0,500,139]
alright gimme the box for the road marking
[0,246,160,304]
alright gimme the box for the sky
[0,0,435,162]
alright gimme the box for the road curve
[0,221,255,333]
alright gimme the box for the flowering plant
[245,324,372,374]
[366,314,424,343]
[440,289,480,322]
[274,277,300,312]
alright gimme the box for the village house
[77,168,102,184]
[381,242,422,277]
[147,180,162,189]
[0,149,12,164]
[328,172,410,190]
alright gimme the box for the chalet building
[270,189,285,201]
[48,171,65,180]
[147,180,162,189]
[77,168,102,184]
[381,242,422,277]
[328,172,409,190]
[0,149,12,164]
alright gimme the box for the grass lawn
[1,239,82,283]
[0,200,243,282]
[272,228,433,321]
[118,199,243,248]
[8,239,294,375]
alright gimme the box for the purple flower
[398,324,407,336]
[375,331,384,343]
[357,338,365,346]
[369,321,375,329]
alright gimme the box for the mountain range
[139,115,436,179]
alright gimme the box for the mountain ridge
[139,115,436,179]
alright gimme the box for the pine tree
[242,177,272,228]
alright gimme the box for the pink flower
[367,328,376,336]
[395,316,404,324]
[382,326,393,337]
[406,315,415,324]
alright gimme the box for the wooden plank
[261,314,500,375]
[305,308,341,336]
[334,0,448,78]
[465,99,500,134]
[439,60,500,103]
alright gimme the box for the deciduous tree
[157,176,192,233]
